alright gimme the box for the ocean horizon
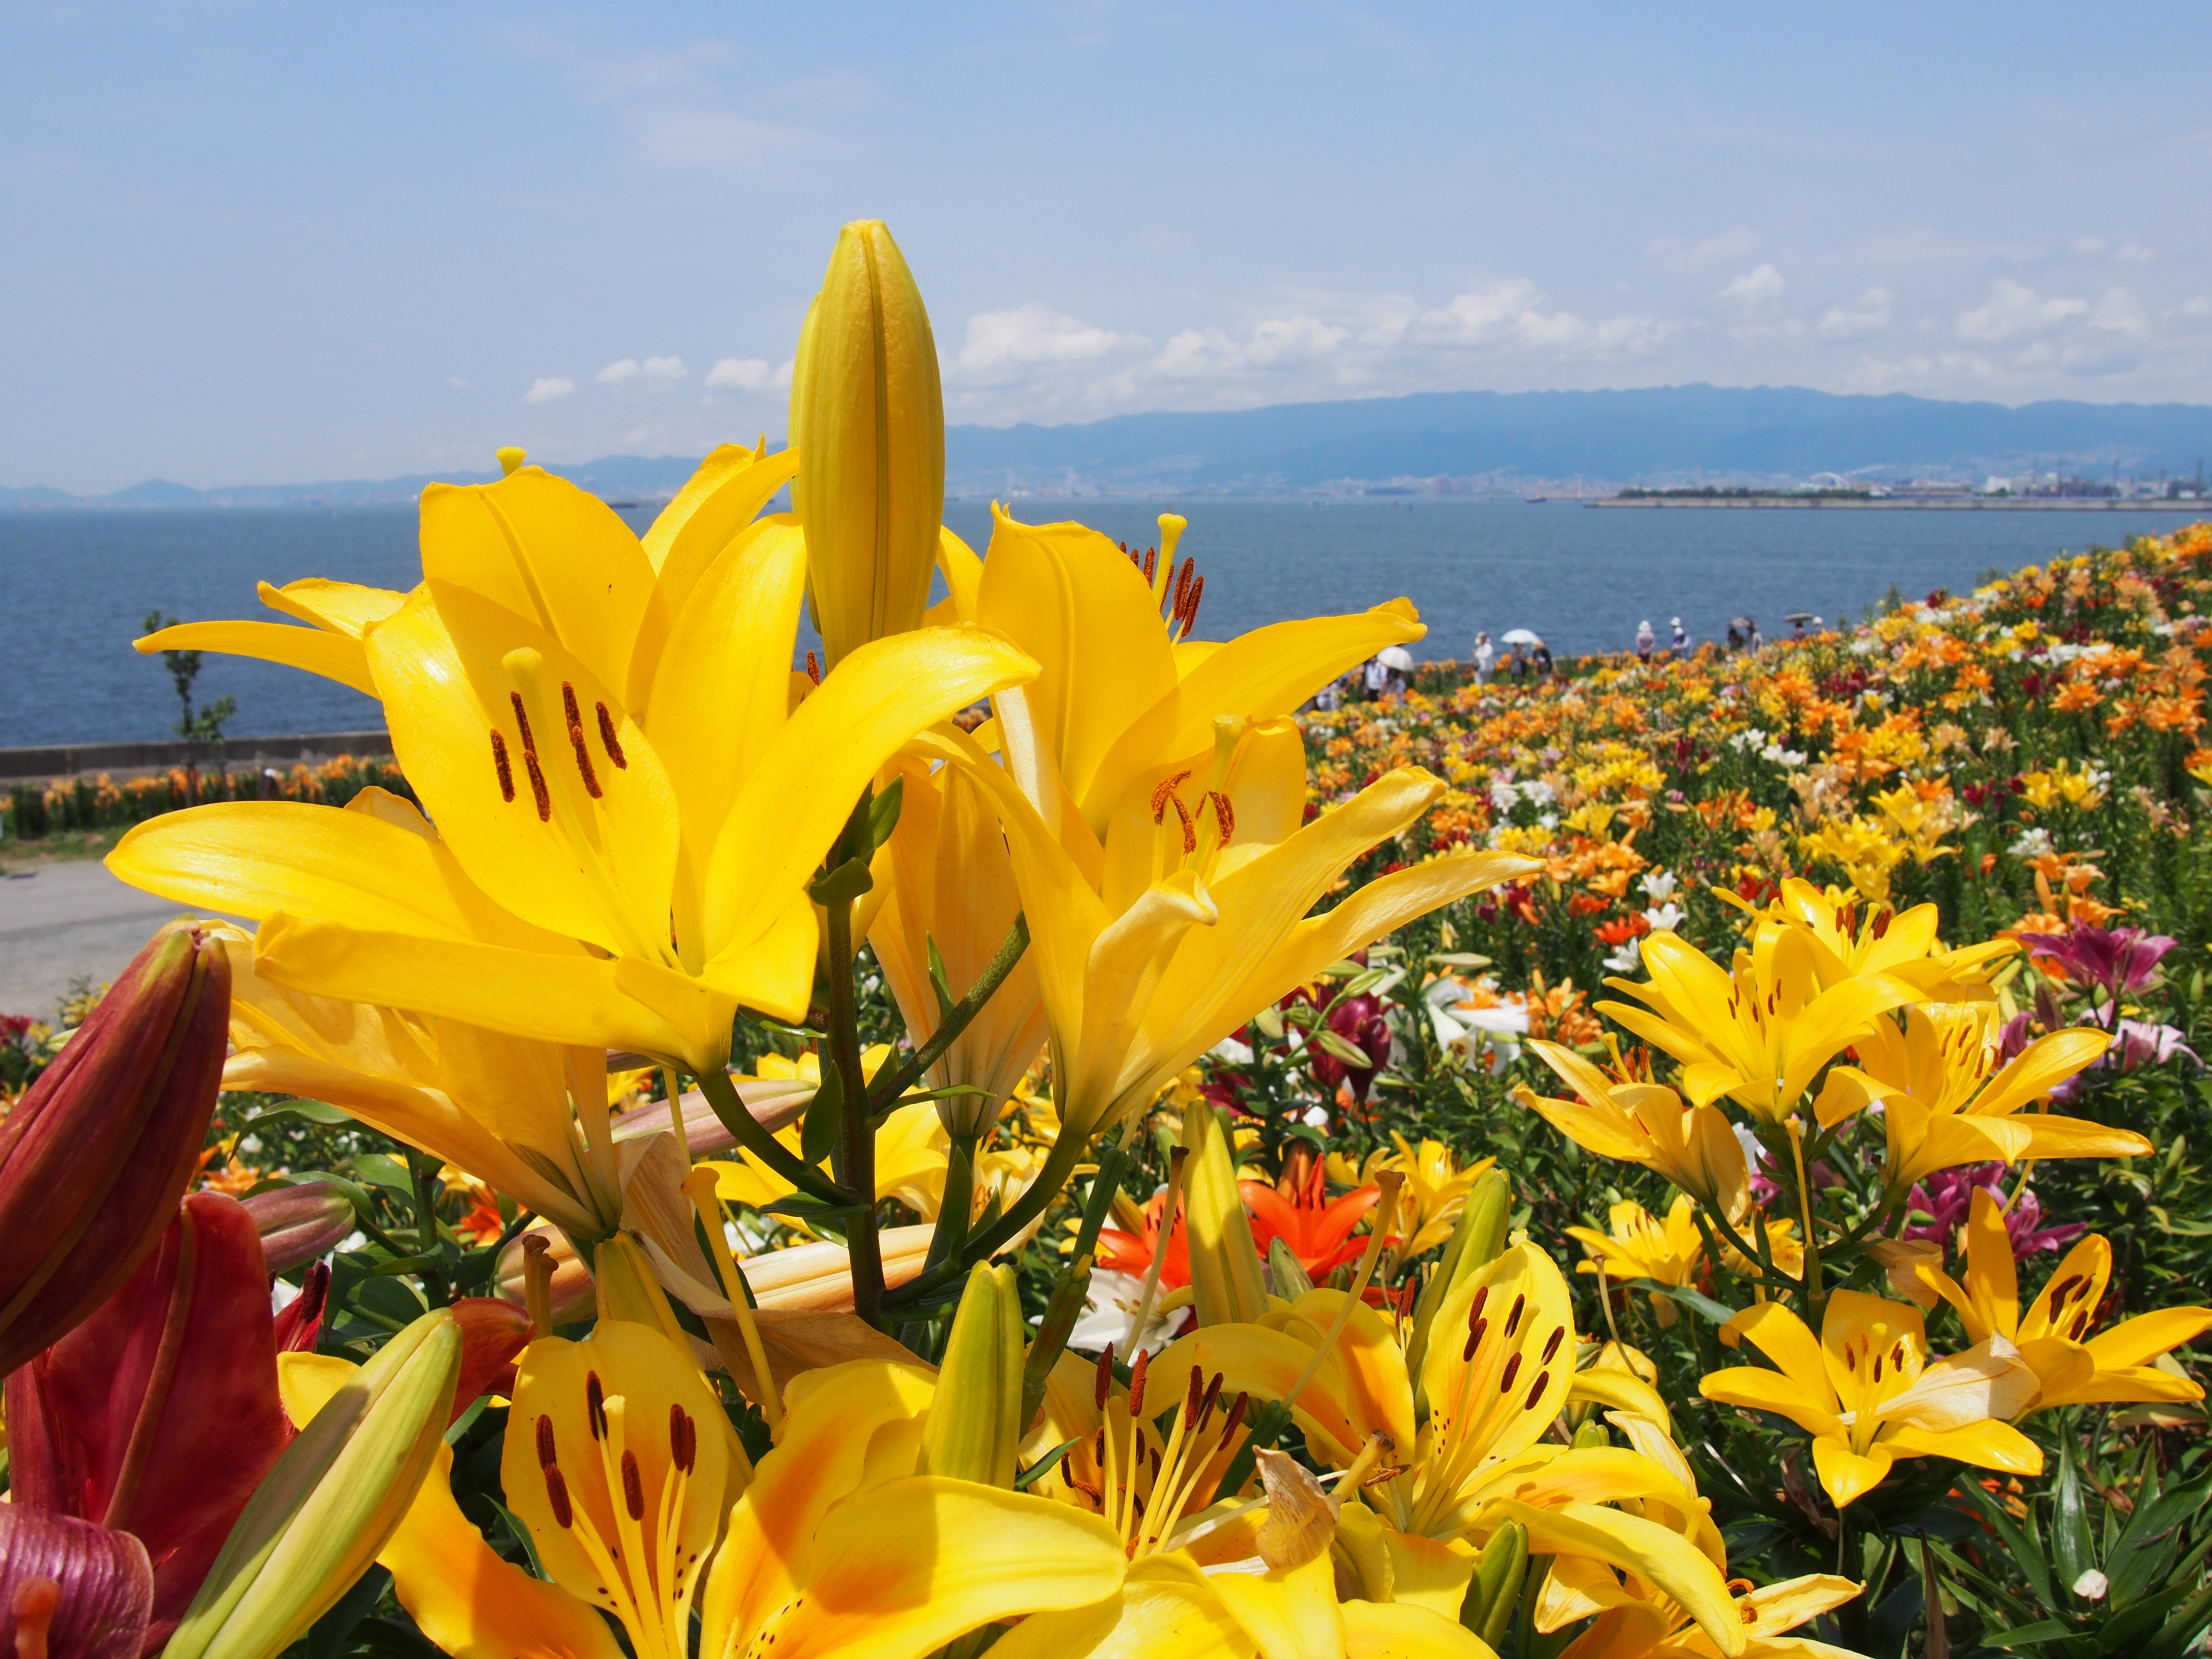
[3,497,2203,749]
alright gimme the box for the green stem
[867,916,1031,1116]
[885,1131,1087,1310]
[694,1067,853,1207]
[824,881,884,1327]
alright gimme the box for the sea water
[1,498,2201,747]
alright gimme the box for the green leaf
[1951,1482,2056,1611]
[758,1195,867,1226]
[866,775,904,850]
[242,1098,354,1128]
[1622,1277,1739,1326]
[349,1153,416,1193]
[808,856,874,907]
[2053,1436,2095,1593]
[1985,1620,2079,1648]
[802,1058,844,1166]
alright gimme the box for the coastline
[1590,496,2198,510]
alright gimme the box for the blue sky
[4,1,2208,492]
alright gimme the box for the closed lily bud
[0,1507,154,1659]
[0,922,230,1377]
[789,218,944,667]
[163,1308,461,1659]
[238,1181,357,1274]
[448,1296,534,1422]
[1459,1519,1528,1649]
[1181,1104,1268,1328]
[919,1262,1024,1489]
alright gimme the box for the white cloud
[1956,279,2088,344]
[447,376,470,390]
[704,356,788,391]
[2090,289,2148,335]
[1650,227,1762,271]
[598,356,686,384]
[523,376,575,404]
[642,355,685,380]
[1817,288,1894,340]
[957,304,1148,375]
[1720,264,1787,309]
[599,358,641,383]
[2116,243,2155,264]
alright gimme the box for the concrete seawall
[0,730,392,783]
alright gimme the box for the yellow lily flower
[966,500,1426,842]
[1534,1556,1863,1659]
[697,1358,1127,1659]
[207,903,625,1240]
[1010,1345,1493,1659]
[928,713,1535,1142]
[1568,1198,1702,1328]
[111,487,1037,1070]
[1327,1134,1496,1257]
[1699,1290,2044,1509]
[1597,931,1919,1124]
[1917,1187,2212,1412]
[1815,1003,2140,1192]
[1515,1039,1750,1218]
[871,756,1051,1135]
[1151,1247,1744,1648]
[133,444,798,708]
[1733,878,2017,1001]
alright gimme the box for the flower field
[4,219,2210,1659]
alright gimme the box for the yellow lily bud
[165,1308,461,1659]
[921,1263,1022,1480]
[789,218,944,668]
[919,1262,1025,1489]
[1180,1104,1268,1328]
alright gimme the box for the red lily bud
[0,1508,153,1659]
[272,1262,330,1354]
[448,1296,534,1424]
[4,1192,287,1654]
[0,923,230,1376]
[238,1181,357,1274]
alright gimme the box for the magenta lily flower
[2025,924,2179,1002]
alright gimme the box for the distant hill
[9,384,2212,506]
[944,385,2212,493]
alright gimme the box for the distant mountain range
[10,385,2212,507]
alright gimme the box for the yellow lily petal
[1879,1419,2042,1476]
[988,1557,1251,1659]
[252,911,693,1070]
[1084,601,1424,824]
[108,797,579,952]
[1809,1438,1892,1509]
[1342,1599,1499,1659]
[136,619,376,697]
[643,517,810,923]
[1499,1499,1744,1658]
[1697,1368,1845,1440]
[418,465,658,699]
[630,445,800,705]
[2084,1306,2212,1370]
[382,1442,623,1659]
[703,623,1038,966]
[1717,1302,1837,1414]
[370,581,680,960]
[259,576,408,637]
[1969,1027,2112,1120]
[1205,1552,1343,1659]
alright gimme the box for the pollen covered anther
[536,1413,558,1467]
[622,1450,646,1520]
[543,1462,575,1527]
[586,1372,608,1440]
[1150,770,1193,820]
[563,684,603,798]
[1207,790,1235,846]
[596,702,628,768]
[670,1404,696,1474]
[492,730,516,802]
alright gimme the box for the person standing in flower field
[1472,630,1494,681]
[1636,619,1656,662]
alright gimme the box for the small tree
[143,610,237,806]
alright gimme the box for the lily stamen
[510,691,552,821]
[491,730,516,803]
[561,682,603,799]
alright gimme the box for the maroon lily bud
[238,1180,357,1274]
[4,1192,287,1653]
[448,1296,535,1423]
[0,1508,153,1659]
[0,923,230,1376]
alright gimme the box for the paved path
[0,861,212,1015]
